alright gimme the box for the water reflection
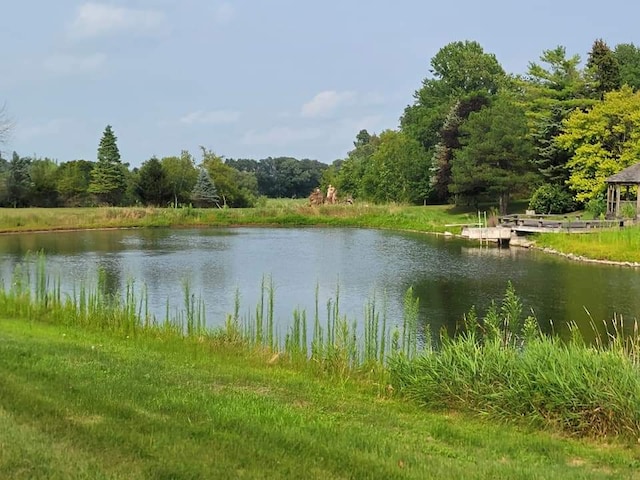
[0,227,639,341]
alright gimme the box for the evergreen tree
[135,156,171,206]
[88,125,126,205]
[587,39,621,98]
[531,105,572,185]
[191,167,220,207]
[5,152,31,207]
[430,94,489,202]
[450,95,537,214]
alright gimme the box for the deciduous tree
[56,160,94,206]
[614,43,640,90]
[162,151,198,208]
[557,86,640,202]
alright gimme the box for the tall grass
[0,256,422,379]
[389,283,640,438]
[3,255,640,438]
[0,204,477,234]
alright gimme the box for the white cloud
[179,110,241,125]
[43,53,106,75]
[69,3,166,38]
[242,126,323,147]
[213,3,235,24]
[301,90,356,118]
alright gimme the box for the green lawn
[1,318,638,479]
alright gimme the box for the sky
[2,0,640,167]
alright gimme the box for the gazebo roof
[606,163,640,184]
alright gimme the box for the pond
[1,227,639,341]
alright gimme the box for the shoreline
[1,206,636,266]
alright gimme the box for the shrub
[528,185,575,214]
[586,195,607,218]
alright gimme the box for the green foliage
[162,151,198,208]
[135,156,171,206]
[334,131,380,198]
[4,152,31,207]
[519,46,594,187]
[88,125,126,205]
[360,130,430,204]
[586,195,607,218]
[430,95,490,202]
[29,158,59,207]
[557,86,640,203]
[191,167,220,208]
[201,148,257,207]
[401,40,506,156]
[255,157,326,199]
[586,38,621,97]
[614,42,640,90]
[56,160,94,206]
[528,184,576,214]
[390,284,640,439]
[450,95,537,213]
[97,125,120,163]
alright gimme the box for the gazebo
[605,163,640,219]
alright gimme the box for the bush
[528,185,576,214]
[586,195,607,218]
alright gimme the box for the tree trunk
[499,192,509,216]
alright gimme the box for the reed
[389,283,640,439]
[4,254,640,438]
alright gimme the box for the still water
[1,227,639,339]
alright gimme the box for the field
[2,203,640,478]
[2,318,639,480]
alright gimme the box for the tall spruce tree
[191,167,220,207]
[587,39,621,98]
[88,125,126,205]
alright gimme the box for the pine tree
[587,39,621,98]
[191,168,220,207]
[88,125,126,205]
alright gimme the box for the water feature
[1,227,639,340]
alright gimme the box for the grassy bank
[0,203,478,235]
[2,318,640,479]
[2,259,640,478]
[535,227,640,264]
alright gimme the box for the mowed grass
[1,319,639,480]
[535,226,640,263]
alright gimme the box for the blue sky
[2,1,639,167]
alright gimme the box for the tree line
[4,38,640,212]
[0,125,328,208]
[323,39,640,214]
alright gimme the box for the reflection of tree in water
[96,257,122,300]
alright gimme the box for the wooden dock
[499,215,624,234]
[460,226,512,246]
[459,215,626,246]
